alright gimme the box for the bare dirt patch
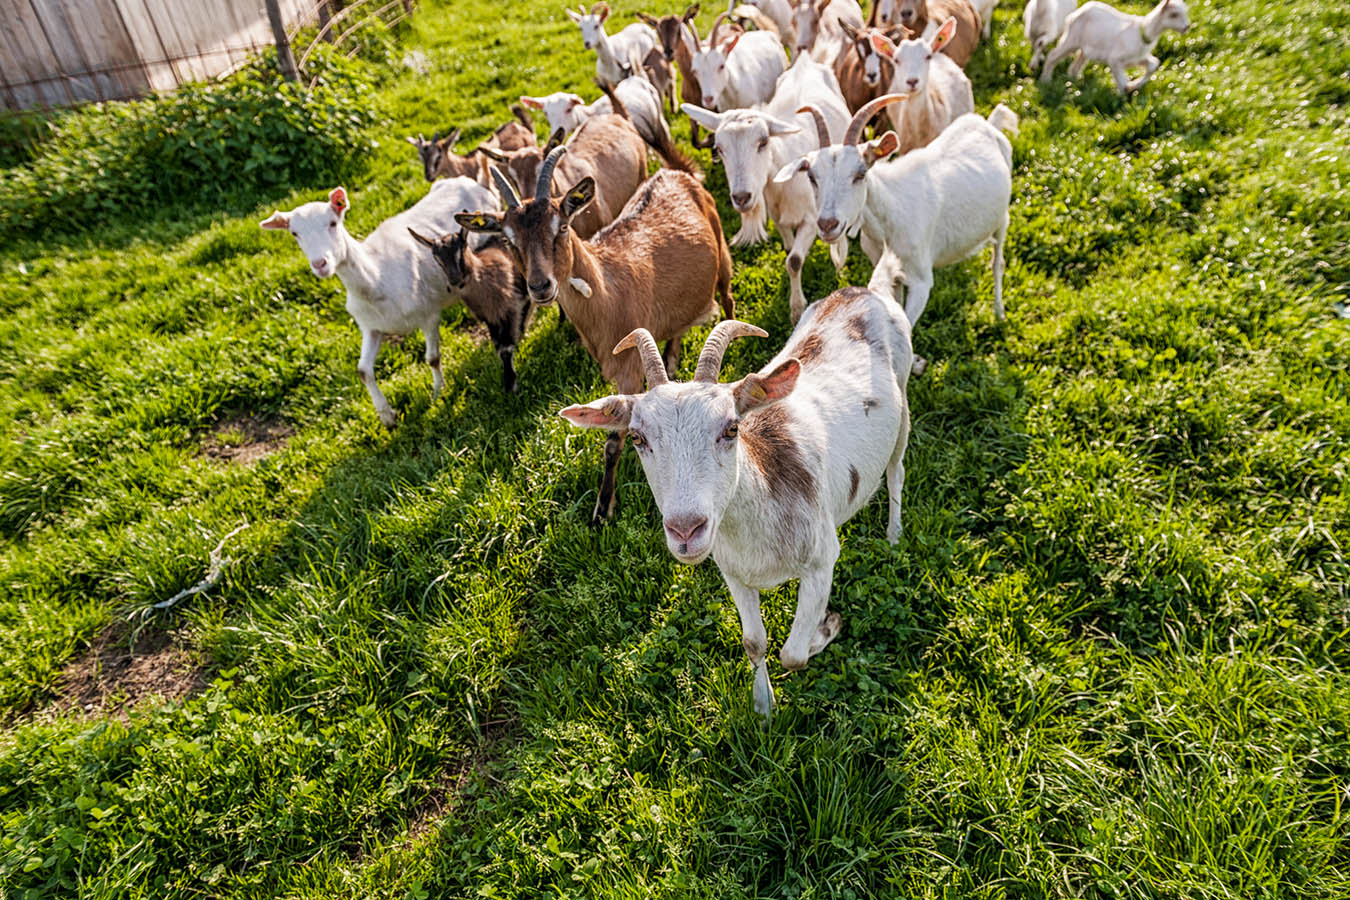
[48,623,207,719]
[203,414,294,465]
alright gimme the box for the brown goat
[644,4,743,148]
[834,22,908,115]
[894,0,981,66]
[481,107,647,240]
[459,150,734,524]
[408,229,533,393]
[406,105,539,183]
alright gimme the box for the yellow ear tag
[749,383,768,401]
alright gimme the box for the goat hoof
[887,522,903,544]
[752,662,775,718]
[378,410,398,429]
[809,612,842,657]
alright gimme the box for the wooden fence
[0,0,407,111]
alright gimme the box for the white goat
[560,298,913,716]
[1039,0,1190,93]
[790,0,865,67]
[872,18,974,153]
[260,178,498,427]
[1023,0,1076,71]
[974,0,999,36]
[520,74,671,150]
[732,0,796,48]
[688,13,787,110]
[566,2,660,86]
[685,52,851,321]
[775,95,1016,330]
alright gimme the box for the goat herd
[260,0,1192,715]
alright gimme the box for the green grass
[0,0,1347,896]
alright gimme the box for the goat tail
[732,4,780,39]
[987,103,1020,137]
[595,78,631,120]
[511,102,534,131]
[648,113,701,178]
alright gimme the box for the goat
[872,18,974,153]
[868,0,901,28]
[406,106,537,183]
[459,150,735,524]
[560,292,913,716]
[481,97,648,240]
[408,229,532,394]
[790,0,865,67]
[520,76,690,172]
[973,0,999,36]
[894,0,982,66]
[776,95,1016,333]
[689,12,787,111]
[1024,0,1076,71]
[260,178,499,427]
[685,52,851,321]
[834,22,903,115]
[730,0,796,48]
[1038,0,1189,93]
[566,2,660,86]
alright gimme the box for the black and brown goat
[459,148,735,524]
[408,228,532,393]
[407,105,539,183]
[642,4,743,148]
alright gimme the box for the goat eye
[757,139,768,151]
[853,171,866,182]
[720,422,739,441]
[630,431,648,449]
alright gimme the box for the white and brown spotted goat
[561,288,913,716]
[459,148,735,524]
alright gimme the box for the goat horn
[613,328,669,386]
[709,11,730,47]
[797,105,831,148]
[490,165,520,209]
[843,93,908,146]
[535,145,568,202]
[694,320,768,382]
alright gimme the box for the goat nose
[906,78,919,88]
[528,277,555,298]
[731,191,752,210]
[818,217,840,235]
[664,515,708,544]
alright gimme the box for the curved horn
[490,165,520,208]
[797,105,831,148]
[613,328,669,386]
[694,320,768,382]
[709,11,731,47]
[535,145,568,202]
[843,92,908,145]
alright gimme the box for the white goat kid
[1038,0,1190,93]
[1023,0,1076,71]
[260,178,498,427]
[560,299,913,716]
[873,18,974,153]
[567,2,660,85]
[776,95,1014,329]
[685,53,851,321]
[521,74,670,148]
[688,13,787,110]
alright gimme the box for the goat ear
[559,396,633,430]
[766,116,802,136]
[544,127,567,155]
[841,20,859,40]
[592,2,610,22]
[259,211,290,230]
[328,187,349,215]
[637,12,658,25]
[931,16,957,51]
[864,131,899,164]
[478,145,508,162]
[405,135,419,145]
[407,228,438,248]
[772,157,809,184]
[733,359,801,414]
[682,3,699,21]
[566,7,583,22]
[682,103,723,131]
[440,128,461,148]
[455,211,503,234]
[723,31,743,55]
[870,31,896,57]
[520,95,543,109]
[562,177,596,219]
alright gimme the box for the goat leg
[591,430,626,525]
